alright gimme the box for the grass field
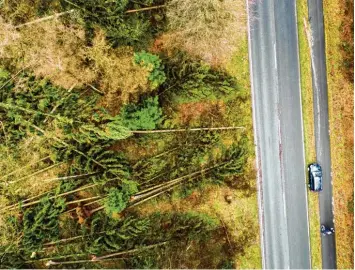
[297,0,354,268]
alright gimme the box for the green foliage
[0,246,27,269]
[0,71,133,182]
[87,214,150,254]
[119,96,163,130]
[219,259,236,269]
[0,67,10,80]
[64,0,165,48]
[134,51,166,89]
[212,140,248,179]
[22,196,66,249]
[162,55,239,103]
[104,180,138,217]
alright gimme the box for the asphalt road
[247,0,311,268]
[307,0,337,268]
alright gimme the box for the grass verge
[297,0,354,268]
[323,0,354,267]
[296,1,322,268]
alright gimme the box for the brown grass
[175,101,226,126]
[323,0,354,267]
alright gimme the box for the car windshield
[314,177,322,189]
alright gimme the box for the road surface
[307,0,337,268]
[247,0,311,268]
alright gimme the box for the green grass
[226,38,261,268]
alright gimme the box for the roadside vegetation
[324,0,354,267]
[297,0,353,268]
[296,2,321,268]
[0,0,260,268]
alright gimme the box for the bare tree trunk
[131,126,245,134]
[14,10,75,29]
[42,172,99,182]
[125,5,166,13]
[43,242,168,265]
[1,178,118,212]
[0,155,50,181]
[6,162,65,184]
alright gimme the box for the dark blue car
[308,163,322,191]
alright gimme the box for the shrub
[104,180,138,217]
[134,51,166,89]
[119,96,163,130]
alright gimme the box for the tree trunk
[14,10,75,29]
[131,126,245,134]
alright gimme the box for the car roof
[309,163,322,169]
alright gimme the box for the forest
[0,0,260,268]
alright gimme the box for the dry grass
[164,0,247,66]
[0,137,66,207]
[0,18,95,88]
[323,0,354,267]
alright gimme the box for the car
[308,163,322,191]
[321,225,335,236]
